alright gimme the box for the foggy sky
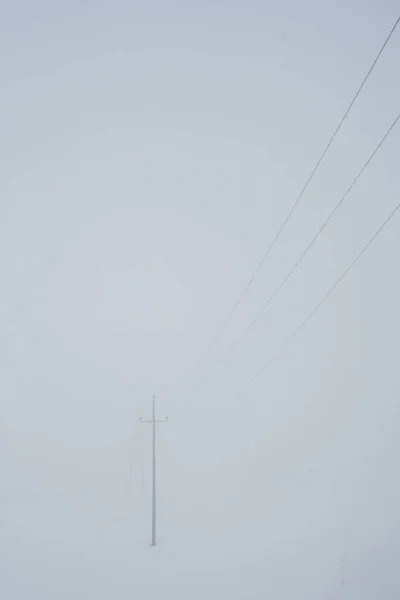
[1,1,400,598]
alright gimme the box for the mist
[1,1,400,598]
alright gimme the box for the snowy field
[2,444,400,600]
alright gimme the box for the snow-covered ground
[2,448,400,600]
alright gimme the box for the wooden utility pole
[140,395,167,546]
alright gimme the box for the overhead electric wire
[202,14,400,359]
[229,111,400,352]
[243,199,400,391]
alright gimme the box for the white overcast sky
[1,1,400,598]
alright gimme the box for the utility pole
[140,395,167,546]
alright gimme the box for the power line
[243,199,400,391]
[229,111,400,352]
[202,14,400,357]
